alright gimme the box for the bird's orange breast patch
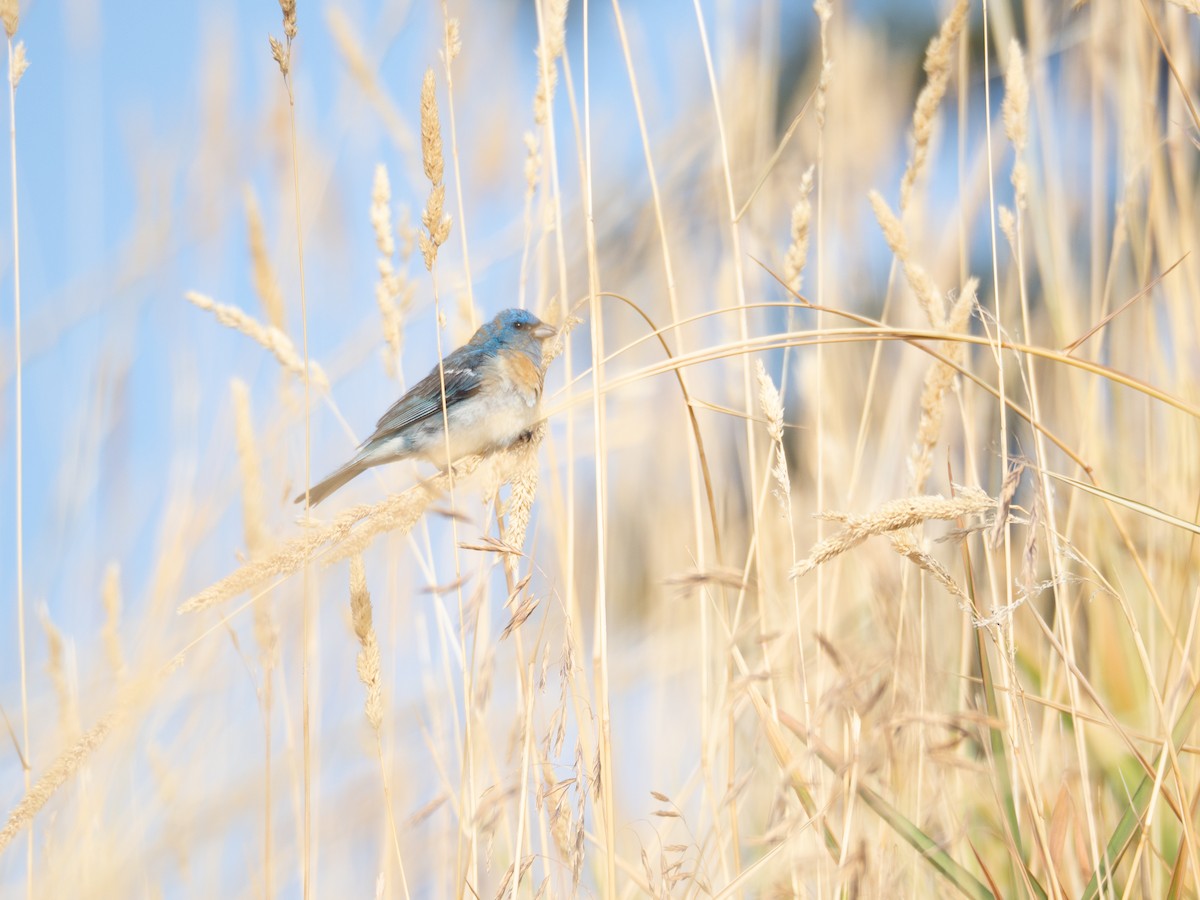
[494,352,542,404]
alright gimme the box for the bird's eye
[514,321,524,329]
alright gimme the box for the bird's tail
[295,458,369,507]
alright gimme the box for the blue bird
[297,308,557,506]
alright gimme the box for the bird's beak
[531,322,558,340]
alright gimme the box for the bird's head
[473,308,557,360]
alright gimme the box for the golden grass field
[3,0,1200,896]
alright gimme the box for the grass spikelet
[101,563,127,680]
[231,379,278,667]
[791,488,993,578]
[418,68,451,270]
[349,555,383,732]
[185,291,328,391]
[899,0,969,211]
[371,164,407,371]
[278,0,296,39]
[419,69,444,187]
[243,188,285,331]
[534,0,568,125]
[783,164,815,294]
[269,0,297,78]
[990,459,1025,550]
[908,278,977,492]
[1002,39,1029,209]
[868,190,944,325]
[0,711,118,854]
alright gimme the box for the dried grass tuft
[185,292,328,391]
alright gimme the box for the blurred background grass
[3,0,1200,896]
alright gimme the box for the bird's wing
[366,358,484,443]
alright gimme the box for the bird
[296,308,558,506]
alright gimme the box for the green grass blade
[780,712,995,900]
[1081,681,1200,899]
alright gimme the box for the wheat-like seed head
[868,190,944,325]
[231,379,278,669]
[523,132,542,198]
[1003,41,1030,210]
[268,35,289,77]
[349,555,383,732]
[900,0,969,211]
[420,69,444,186]
[370,164,406,368]
[278,0,297,40]
[185,292,329,391]
[37,605,79,741]
[370,165,395,259]
[0,713,117,854]
[534,0,569,125]
[179,456,487,613]
[888,532,971,608]
[783,165,815,294]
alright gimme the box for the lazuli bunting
[298,308,557,506]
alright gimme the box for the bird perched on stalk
[297,308,557,506]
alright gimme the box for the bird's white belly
[428,388,540,466]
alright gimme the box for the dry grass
[4,2,1200,898]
